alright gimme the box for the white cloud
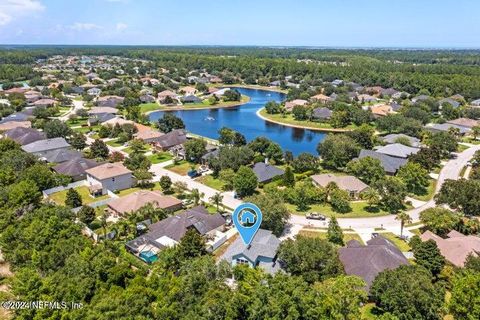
[70,22,103,31]
[0,0,45,26]
[116,22,127,31]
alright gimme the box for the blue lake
[149,87,326,156]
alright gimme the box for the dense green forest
[2,46,480,99]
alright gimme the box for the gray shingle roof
[439,98,460,108]
[41,148,82,163]
[252,162,285,183]
[375,143,420,159]
[220,229,281,272]
[21,137,70,153]
[312,107,333,120]
[358,149,407,174]
[53,157,99,177]
[381,134,420,148]
[4,127,46,145]
[156,129,187,149]
[339,235,409,290]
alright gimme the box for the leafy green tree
[282,166,295,187]
[370,265,445,320]
[419,207,461,236]
[327,216,344,246]
[90,139,109,159]
[124,152,151,171]
[374,177,407,214]
[291,152,319,173]
[410,147,441,171]
[265,142,283,163]
[435,179,480,216]
[329,189,352,213]
[233,166,258,197]
[8,180,41,208]
[361,188,381,210]
[346,156,385,185]
[218,127,235,145]
[449,271,480,320]
[317,134,360,169]
[157,113,185,133]
[277,236,343,283]
[464,254,480,272]
[44,119,73,138]
[184,138,207,163]
[347,124,376,149]
[248,136,272,154]
[219,168,235,191]
[134,169,153,187]
[397,162,430,195]
[245,192,290,236]
[69,132,87,150]
[77,205,96,225]
[159,175,172,192]
[177,229,208,260]
[189,188,204,206]
[428,131,457,158]
[413,239,445,277]
[65,188,82,208]
[265,101,282,114]
[313,276,368,320]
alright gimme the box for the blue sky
[0,0,479,47]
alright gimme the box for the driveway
[59,99,85,121]
[150,163,242,209]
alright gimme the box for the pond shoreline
[256,108,353,133]
[145,95,251,114]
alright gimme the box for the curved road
[286,144,480,233]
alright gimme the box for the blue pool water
[149,87,326,156]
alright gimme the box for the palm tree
[189,188,204,206]
[361,188,380,210]
[395,212,412,238]
[472,125,480,140]
[209,192,224,212]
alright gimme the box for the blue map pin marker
[232,203,263,246]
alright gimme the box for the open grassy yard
[66,118,88,127]
[49,186,110,206]
[139,102,161,113]
[259,108,357,131]
[287,201,389,218]
[147,152,173,164]
[196,175,225,190]
[380,232,411,252]
[298,229,364,244]
[106,139,125,147]
[165,161,198,175]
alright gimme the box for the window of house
[236,257,249,265]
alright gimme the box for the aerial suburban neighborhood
[0,1,480,319]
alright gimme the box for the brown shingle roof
[107,190,182,215]
[85,162,132,180]
[311,174,369,193]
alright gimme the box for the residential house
[310,94,332,104]
[269,80,281,87]
[0,120,32,132]
[358,150,408,175]
[125,206,225,262]
[157,90,178,104]
[87,87,102,96]
[107,190,183,217]
[140,94,156,103]
[331,79,344,86]
[53,157,100,181]
[134,125,164,144]
[179,86,197,96]
[339,235,409,290]
[220,228,283,274]
[471,99,480,107]
[420,230,480,267]
[312,107,333,121]
[370,104,394,118]
[411,95,431,104]
[439,98,460,109]
[88,107,118,115]
[155,129,187,151]
[380,88,399,97]
[252,162,285,184]
[3,127,45,145]
[97,95,124,108]
[375,143,420,159]
[424,123,470,135]
[22,137,71,158]
[40,148,82,164]
[85,162,134,195]
[284,99,308,112]
[88,113,116,126]
[32,98,56,108]
[181,95,202,104]
[311,174,368,199]
[381,134,421,148]
[446,118,479,130]
[358,94,378,103]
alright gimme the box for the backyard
[48,186,110,206]
[287,201,389,219]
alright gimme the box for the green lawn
[106,139,125,147]
[259,108,357,131]
[139,103,161,113]
[147,152,173,164]
[196,175,225,190]
[151,95,250,111]
[66,118,88,127]
[298,229,364,244]
[457,144,469,152]
[165,161,198,176]
[287,201,389,218]
[49,186,109,206]
[380,232,411,252]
